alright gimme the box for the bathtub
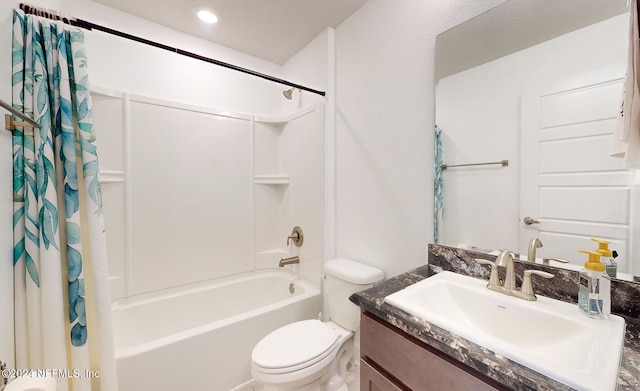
[112,270,321,391]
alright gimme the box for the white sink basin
[384,271,625,391]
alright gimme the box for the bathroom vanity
[350,244,640,391]
[360,311,508,390]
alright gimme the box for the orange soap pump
[577,250,610,319]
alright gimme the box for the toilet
[251,258,384,391]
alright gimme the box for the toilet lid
[252,319,339,372]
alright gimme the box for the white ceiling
[91,0,368,65]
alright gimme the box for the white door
[520,65,633,272]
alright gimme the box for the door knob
[523,216,540,225]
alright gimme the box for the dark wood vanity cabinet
[360,311,510,391]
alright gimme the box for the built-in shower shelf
[254,116,289,125]
[254,175,290,185]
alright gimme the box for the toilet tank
[324,258,384,331]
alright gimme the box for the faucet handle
[286,226,304,247]
[475,258,500,287]
[542,257,569,266]
[520,270,554,301]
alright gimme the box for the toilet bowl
[251,258,384,391]
[252,320,352,390]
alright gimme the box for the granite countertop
[350,252,640,391]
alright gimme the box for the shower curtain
[11,9,117,391]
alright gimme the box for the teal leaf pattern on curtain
[434,125,444,244]
[12,9,104,349]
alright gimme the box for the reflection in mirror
[434,0,640,282]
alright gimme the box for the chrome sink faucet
[528,238,543,262]
[476,249,554,301]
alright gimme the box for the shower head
[283,88,294,100]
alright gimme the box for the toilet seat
[252,319,340,374]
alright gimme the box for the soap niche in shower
[254,118,289,180]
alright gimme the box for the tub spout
[279,256,300,267]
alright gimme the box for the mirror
[434,0,639,282]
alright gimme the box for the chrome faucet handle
[286,233,299,246]
[542,257,569,266]
[519,270,554,301]
[286,226,304,247]
[475,258,501,287]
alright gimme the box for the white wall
[0,0,300,114]
[333,0,506,279]
[74,0,288,116]
[282,28,330,112]
[436,14,628,253]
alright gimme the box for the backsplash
[428,244,640,347]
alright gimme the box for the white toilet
[251,258,384,391]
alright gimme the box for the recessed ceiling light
[197,9,218,24]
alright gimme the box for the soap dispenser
[578,250,610,318]
[591,238,617,278]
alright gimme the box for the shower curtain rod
[1,97,40,130]
[18,3,326,97]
